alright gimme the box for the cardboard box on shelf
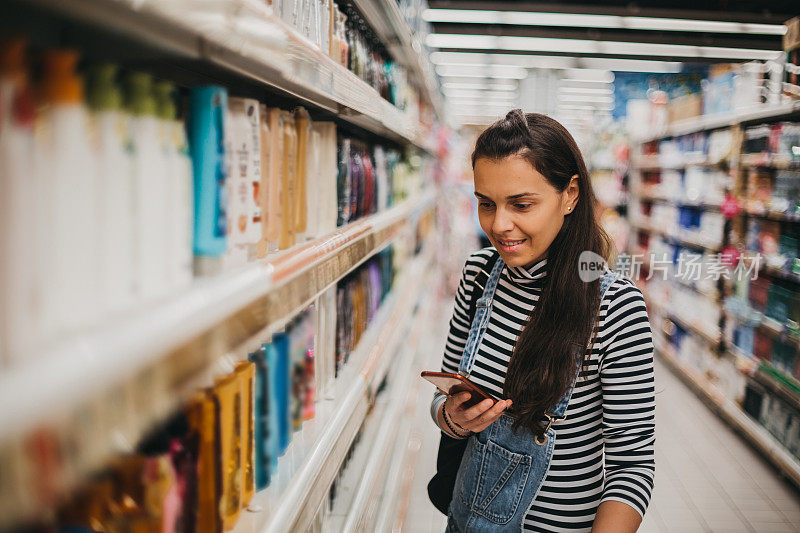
[668,93,703,125]
[784,17,800,52]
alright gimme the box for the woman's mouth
[497,238,526,253]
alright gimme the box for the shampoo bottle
[125,72,168,301]
[39,50,99,337]
[86,64,134,313]
[0,39,36,364]
[154,81,194,289]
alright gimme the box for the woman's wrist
[442,402,471,438]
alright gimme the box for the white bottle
[313,122,338,235]
[38,50,100,339]
[125,72,169,301]
[0,40,37,364]
[86,64,135,313]
[154,81,193,289]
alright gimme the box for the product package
[225,98,262,268]
[248,348,271,489]
[280,111,298,250]
[234,361,256,508]
[189,86,229,264]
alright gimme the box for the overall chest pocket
[458,438,533,524]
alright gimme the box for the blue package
[189,86,228,257]
[264,341,281,472]
[271,333,292,455]
[249,348,270,489]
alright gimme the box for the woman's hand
[445,392,512,434]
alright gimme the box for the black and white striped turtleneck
[436,248,655,531]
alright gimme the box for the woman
[431,110,655,532]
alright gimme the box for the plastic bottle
[189,86,229,261]
[125,72,168,300]
[154,81,193,288]
[39,50,99,339]
[86,63,135,313]
[0,39,36,364]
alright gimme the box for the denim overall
[447,258,620,532]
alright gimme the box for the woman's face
[473,155,578,268]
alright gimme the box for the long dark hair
[472,109,612,438]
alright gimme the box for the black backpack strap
[466,250,501,327]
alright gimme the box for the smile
[497,238,526,252]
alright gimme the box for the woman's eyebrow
[506,193,539,199]
[474,192,540,199]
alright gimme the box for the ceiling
[424,1,795,127]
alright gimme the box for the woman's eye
[478,202,494,209]
[513,203,532,209]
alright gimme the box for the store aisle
[401,307,800,533]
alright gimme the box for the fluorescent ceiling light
[426,34,781,61]
[559,87,614,95]
[558,104,614,111]
[561,69,614,82]
[432,52,683,73]
[422,9,785,35]
[442,82,517,91]
[436,65,527,79]
[449,100,516,108]
[444,90,517,100]
[431,51,576,69]
[558,94,614,103]
[580,58,681,72]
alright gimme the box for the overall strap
[544,269,621,425]
[458,252,505,377]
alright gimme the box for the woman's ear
[564,175,579,214]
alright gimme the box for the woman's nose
[492,208,515,234]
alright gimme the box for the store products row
[628,52,798,142]
[0,40,427,369]
[630,200,726,250]
[0,247,409,530]
[129,0,435,134]
[630,100,800,483]
[637,128,737,168]
[270,0,412,110]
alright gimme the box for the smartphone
[420,371,498,408]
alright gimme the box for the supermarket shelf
[352,0,444,121]
[631,192,724,211]
[634,101,800,144]
[761,264,800,283]
[726,346,759,374]
[234,243,435,533]
[741,153,800,169]
[0,192,435,443]
[631,155,724,170]
[333,289,433,532]
[750,360,800,413]
[655,339,800,488]
[742,209,800,223]
[15,0,435,154]
[649,298,721,347]
[630,219,722,253]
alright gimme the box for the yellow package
[186,392,221,533]
[235,361,256,507]
[213,374,242,530]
